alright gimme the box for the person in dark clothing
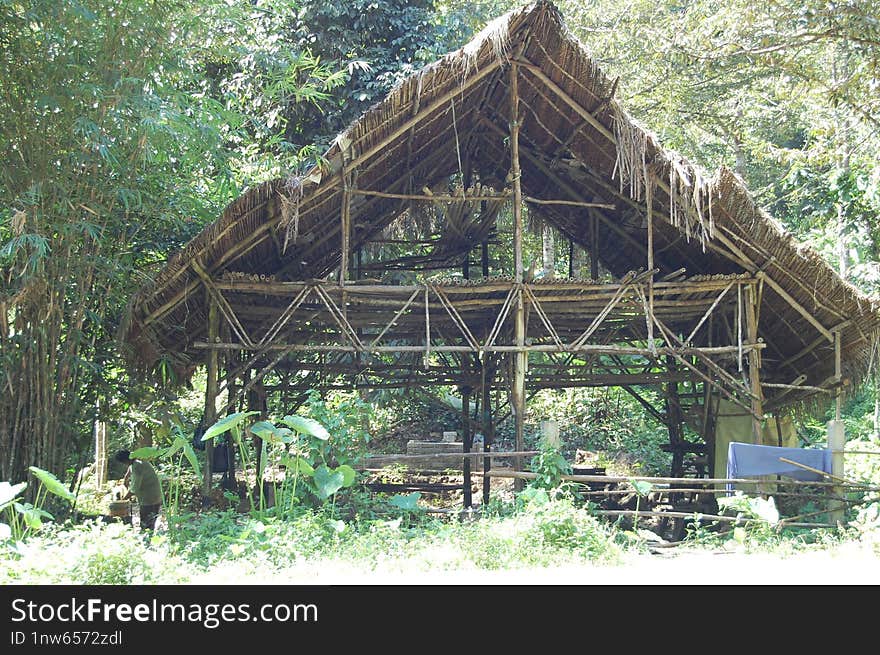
[115,450,163,530]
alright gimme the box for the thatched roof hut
[122,1,879,414]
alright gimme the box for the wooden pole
[510,65,524,285]
[510,63,527,492]
[829,330,846,522]
[646,180,654,349]
[745,284,764,440]
[462,387,472,508]
[590,212,599,281]
[339,160,353,287]
[835,330,843,420]
[482,358,494,505]
[665,356,684,477]
[222,353,239,491]
[203,293,219,498]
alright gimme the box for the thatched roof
[121,1,880,406]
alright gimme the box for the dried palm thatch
[121,1,880,410]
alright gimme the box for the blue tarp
[726,442,832,491]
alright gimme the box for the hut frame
[122,2,880,505]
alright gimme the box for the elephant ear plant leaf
[2,469,74,542]
[130,446,165,460]
[201,411,260,443]
[28,466,74,502]
[280,415,329,441]
[388,492,423,527]
[202,411,260,512]
[313,465,346,501]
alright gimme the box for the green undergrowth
[0,499,623,583]
[3,494,874,584]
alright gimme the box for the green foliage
[279,415,330,441]
[27,467,74,502]
[528,440,573,497]
[0,0,341,486]
[201,412,261,443]
[1,468,74,542]
[199,408,359,517]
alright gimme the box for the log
[480,469,879,490]
[349,189,511,202]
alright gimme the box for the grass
[3,493,876,584]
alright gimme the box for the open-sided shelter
[122,2,880,500]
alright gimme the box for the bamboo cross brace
[646,310,761,420]
[634,285,657,356]
[684,281,735,346]
[213,290,255,349]
[483,285,517,349]
[523,285,564,350]
[191,260,255,348]
[222,344,299,415]
[431,285,481,352]
[568,280,633,349]
[654,310,757,401]
[368,288,421,349]
[258,285,312,346]
[216,305,324,395]
[313,284,365,351]
[777,457,853,485]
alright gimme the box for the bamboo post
[590,212,599,281]
[829,330,846,522]
[745,283,764,440]
[482,358,494,505]
[509,62,527,491]
[339,171,350,286]
[665,356,684,477]
[510,64,523,285]
[223,359,239,490]
[462,386,472,508]
[646,179,654,349]
[203,293,219,498]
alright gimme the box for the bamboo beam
[350,189,510,202]
[363,450,538,463]
[212,277,747,295]
[513,58,615,142]
[757,271,834,343]
[524,197,614,209]
[482,468,878,490]
[193,341,765,356]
